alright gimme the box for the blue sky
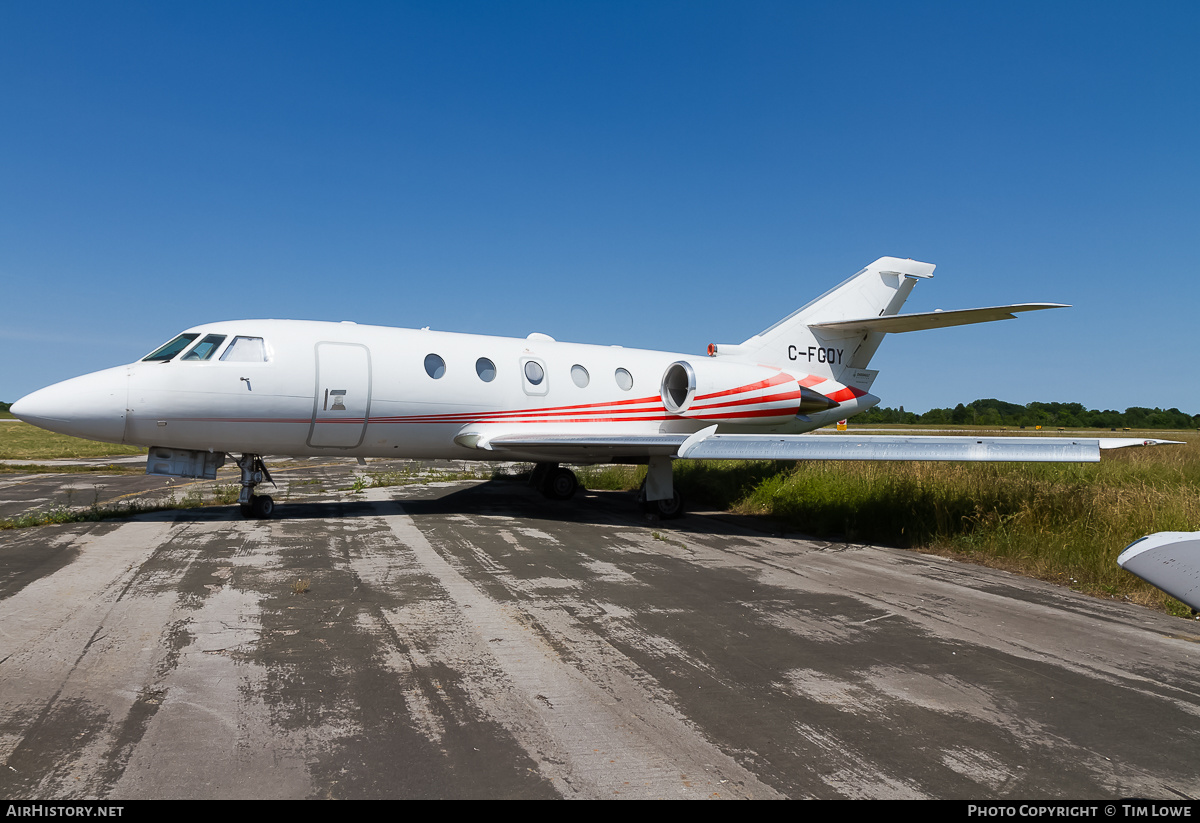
[3,1,1197,413]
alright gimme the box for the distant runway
[1,460,1198,799]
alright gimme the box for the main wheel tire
[646,490,685,519]
[250,494,275,519]
[529,463,552,489]
[542,467,578,500]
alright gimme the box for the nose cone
[11,366,129,444]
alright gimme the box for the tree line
[855,399,1199,430]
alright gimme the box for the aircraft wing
[809,303,1069,334]
[676,429,1180,462]
[455,425,1178,463]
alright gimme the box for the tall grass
[576,464,646,490]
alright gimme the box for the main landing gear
[235,453,276,519]
[639,487,685,519]
[530,462,579,501]
[637,454,685,519]
[530,457,686,519]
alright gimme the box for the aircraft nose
[11,367,129,444]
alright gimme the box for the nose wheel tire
[240,494,275,519]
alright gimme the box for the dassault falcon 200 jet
[11,256,1176,518]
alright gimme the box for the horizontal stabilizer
[809,303,1068,334]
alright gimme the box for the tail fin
[731,257,935,380]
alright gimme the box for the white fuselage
[16,319,868,463]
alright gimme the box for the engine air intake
[661,361,696,413]
[658,359,842,423]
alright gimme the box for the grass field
[0,419,146,460]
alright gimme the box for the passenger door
[308,342,371,448]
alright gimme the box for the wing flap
[454,428,687,460]
[481,433,687,452]
[1096,438,1183,449]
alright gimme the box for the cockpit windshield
[143,333,199,362]
[220,336,268,362]
[181,334,227,361]
[143,331,267,363]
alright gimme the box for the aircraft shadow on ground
[152,479,650,528]
[143,477,768,537]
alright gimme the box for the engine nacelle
[659,360,842,423]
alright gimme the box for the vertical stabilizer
[735,257,934,380]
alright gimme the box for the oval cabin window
[424,353,446,379]
[524,360,545,385]
[476,357,496,382]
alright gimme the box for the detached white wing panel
[1118,532,1200,611]
[809,304,1069,334]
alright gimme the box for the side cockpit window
[181,334,227,361]
[143,333,199,362]
[220,336,268,362]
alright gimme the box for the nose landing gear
[235,454,276,519]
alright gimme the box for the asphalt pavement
[1,458,1197,799]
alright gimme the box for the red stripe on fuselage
[825,386,866,402]
[687,388,805,413]
[694,372,793,401]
